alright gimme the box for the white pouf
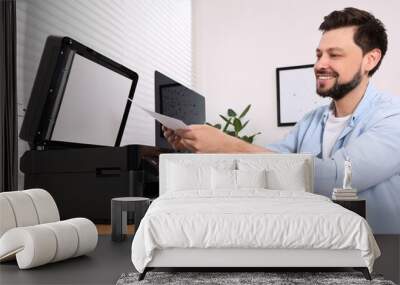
[0,189,98,269]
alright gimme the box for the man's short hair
[319,7,387,76]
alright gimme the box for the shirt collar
[322,103,332,125]
[351,83,377,124]
[321,82,377,127]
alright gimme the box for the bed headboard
[159,153,314,195]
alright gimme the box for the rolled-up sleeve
[266,124,300,153]
[267,110,317,153]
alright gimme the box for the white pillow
[211,168,268,190]
[166,160,235,192]
[266,168,306,191]
[167,163,210,191]
[211,168,236,190]
[236,169,267,188]
[238,159,308,191]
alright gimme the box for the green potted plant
[206,104,261,143]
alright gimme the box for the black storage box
[20,145,166,223]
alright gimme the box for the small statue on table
[343,158,353,190]
[332,157,358,200]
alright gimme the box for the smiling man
[162,7,400,233]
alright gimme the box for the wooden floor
[95,224,135,235]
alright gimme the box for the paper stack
[332,188,358,200]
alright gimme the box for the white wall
[16,0,192,188]
[192,0,400,146]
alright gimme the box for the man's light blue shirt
[267,84,400,234]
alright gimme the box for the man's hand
[163,124,234,152]
[162,126,187,151]
[173,124,234,153]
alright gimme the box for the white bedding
[131,190,380,273]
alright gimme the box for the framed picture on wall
[276,64,331,126]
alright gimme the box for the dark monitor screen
[155,71,205,149]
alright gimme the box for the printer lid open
[20,36,138,149]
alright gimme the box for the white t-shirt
[322,111,351,159]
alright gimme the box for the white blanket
[131,190,380,272]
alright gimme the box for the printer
[19,36,172,223]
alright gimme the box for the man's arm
[163,125,273,153]
[314,113,400,196]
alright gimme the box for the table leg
[122,210,127,236]
[111,201,124,242]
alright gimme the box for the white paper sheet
[137,105,188,130]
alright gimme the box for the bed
[131,153,380,280]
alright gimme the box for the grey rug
[116,271,396,285]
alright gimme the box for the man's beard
[316,68,362,101]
